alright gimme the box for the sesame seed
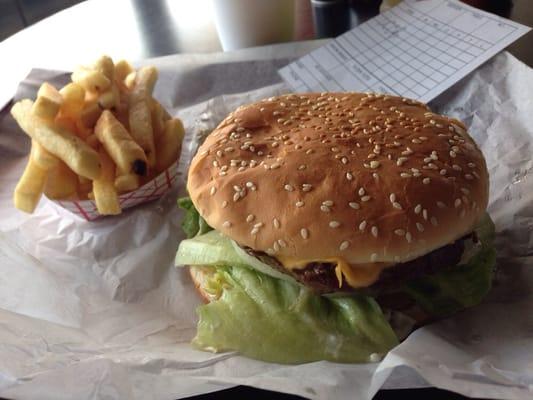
[300,228,309,239]
[253,222,264,228]
[251,228,259,235]
[323,200,334,206]
[246,214,255,223]
[270,163,281,170]
[361,195,371,202]
[397,157,408,166]
[452,164,462,171]
[405,232,412,243]
[400,172,412,178]
[440,169,447,176]
[273,218,280,228]
[371,226,378,238]
[278,239,287,248]
[389,193,396,203]
[222,201,228,208]
[468,162,476,168]
[339,241,350,251]
[455,198,462,208]
[349,202,360,209]
[431,217,438,226]
[233,193,241,202]
[358,187,365,196]
[329,221,341,229]
[210,187,216,196]
[370,161,380,169]
[370,253,378,262]
[273,242,280,251]
[423,209,428,221]
[414,204,422,214]
[298,164,307,170]
[416,223,424,232]
[302,184,313,192]
[465,174,474,180]
[423,177,431,185]
[346,172,353,181]
[320,205,331,213]
[295,201,305,207]
[437,201,446,208]
[392,202,402,210]
[450,151,457,158]
[394,229,405,236]
[359,220,367,231]
[284,184,294,192]
[222,221,232,228]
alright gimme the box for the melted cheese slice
[276,256,392,288]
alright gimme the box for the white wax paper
[0,49,532,400]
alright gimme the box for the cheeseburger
[176,93,496,364]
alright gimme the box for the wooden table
[0,1,531,399]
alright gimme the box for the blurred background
[2,0,528,65]
[0,0,518,42]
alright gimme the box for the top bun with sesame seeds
[186,92,489,289]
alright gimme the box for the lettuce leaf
[176,230,247,268]
[193,266,398,364]
[401,214,496,317]
[177,197,212,239]
[176,231,398,363]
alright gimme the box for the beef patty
[243,232,477,295]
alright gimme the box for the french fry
[72,67,111,92]
[31,83,62,120]
[85,90,99,104]
[43,161,77,199]
[32,140,59,170]
[93,148,121,215]
[115,60,134,86]
[151,98,171,140]
[13,151,47,213]
[79,101,102,128]
[124,71,136,90]
[11,100,102,180]
[77,175,92,199]
[155,118,184,173]
[114,173,139,193]
[98,84,120,110]
[93,56,120,110]
[59,83,85,118]
[93,55,114,80]
[75,119,92,140]
[95,110,147,176]
[86,133,99,149]
[129,66,158,167]
[54,112,78,133]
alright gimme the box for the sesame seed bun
[187,93,488,271]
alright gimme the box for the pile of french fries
[11,56,185,216]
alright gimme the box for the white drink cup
[212,0,296,51]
